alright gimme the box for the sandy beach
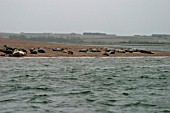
[0,37,170,57]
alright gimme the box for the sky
[0,0,170,36]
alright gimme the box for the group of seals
[0,45,47,57]
[78,47,154,56]
[30,48,46,54]
[79,48,101,52]
[0,45,27,57]
[52,48,74,55]
[0,45,154,57]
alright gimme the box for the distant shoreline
[0,37,170,57]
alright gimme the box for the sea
[0,57,170,113]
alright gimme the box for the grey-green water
[122,45,170,51]
[0,57,170,113]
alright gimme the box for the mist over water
[0,57,170,113]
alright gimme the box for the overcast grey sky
[0,0,170,35]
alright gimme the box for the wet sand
[0,37,170,57]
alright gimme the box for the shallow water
[0,57,170,113]
[122,45,170,51]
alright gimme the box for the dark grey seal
[30,48,37,54]
[38,48,45,53]
[140,50,154,54]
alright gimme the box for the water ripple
[0,57,170,113]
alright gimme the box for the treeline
[120,41,170,44]
[83,32,107,35]
[9,34,83,43]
